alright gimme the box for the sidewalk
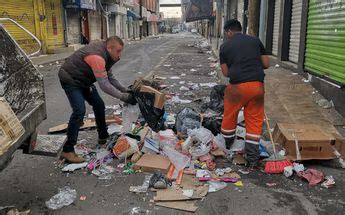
[30,51,73,66]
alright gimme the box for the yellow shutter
[0,0,38,54]
[44,0,65,52]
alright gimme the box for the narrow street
[0,33,344,215]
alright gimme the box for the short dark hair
[224,19,242,32]
[106,36,124,46]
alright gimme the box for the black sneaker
[98,137,108,145]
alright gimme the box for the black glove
[120,93,137,105]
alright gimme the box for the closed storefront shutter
[0,0,37,54]
[237,0,244,24]
[89,11,102,41]
[44,0,65,51]
[66,9,81,44]
[288,0,302,64]
[304,0,345,84]
[272,0,281,56]
[109,14,116,37]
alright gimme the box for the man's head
[224,19,242,39]
[106,36,124,61]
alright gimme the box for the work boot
[62,152,86,163]
[244,142,260,167]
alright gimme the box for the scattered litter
[38,65,44,68]
[200,82,218,88]
[5,209,30,215]
[129,174,152,193]
[215,167,232,176]
[62,162,88,172]
[164,64,171,67]
[298,169,324,186]
[169,76,181,80]
[107,124,123,134]
[163,146,191,171]
[196,169,211,178]
[190,68,197,72]
[266,182,277,187]
[238,169,250,175]
[169,96,192,104]
[0,205,15,211]
[208,181,227,192]
[179,86,189,91]
[234,181,244,187]
[275,64,280,68]
[126,207,151,215]
[182,189,194,197]
[302,78,310,83]
[134,154,171,173]
[284,166,293,177]
[181,73,186,76]
[208,71,217,76]
[293,163,305,173]
[45,186,77,210]
[79,196,87,201]
[292,73,298,75]
[179,81,186,85]
[316,98,334,109]
[149,172,171,189]
[112,135,139,159]
[321,176,335,189]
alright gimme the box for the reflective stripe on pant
[221,81,264,161]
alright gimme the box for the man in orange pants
[219,20,270,167]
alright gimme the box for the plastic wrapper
[129,174,152,193]
[133,91,165,132]
[45,186,77,210]
[122,104,140,133]
[208,181,227,193]
[159,129,178,147]
[187,127,214,157]
[163,145,191,171]
[212,134,228,153]
[113,136,139,159]
[175,108,201,136]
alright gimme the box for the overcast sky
[160,0,181,4]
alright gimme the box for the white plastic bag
[122,104,140,133]
[45,186,77,210]
[159,129,178,147]
[113,136,139,159]
[163,146,191,171]
[213,134,228,153]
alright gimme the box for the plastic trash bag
[175,108,201,136]
[201,84,226,113]
[187,127,213,157]
[122,104,140,133]
[134,91,165,132]
[45,186,77,210]
[202,115,222,135]
[163,145,191,171]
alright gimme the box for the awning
[127,10,141,20]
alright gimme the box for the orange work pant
[221,81,264,145]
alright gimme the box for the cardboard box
[272,123,342,160]
[133,154,171,173]
[0,98,25,155]
[140,85,166,110]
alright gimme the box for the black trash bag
[133,91,165,132]
[202,115,223,135]
[201,84,226,113]
[175,108,201,136]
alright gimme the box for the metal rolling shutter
[237,0,244,24]
[0,0,37,54]
[272,0,281,56]
[288,0,302,64]
[66,9,81,44]
[304,0,345,84]
[45,0,65,50]
[89,11,102,41]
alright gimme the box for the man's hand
[120,93,137,105]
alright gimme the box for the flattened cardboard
[155,200,198,212]
[154,189,202,202]
[273,123,341,160]
[133,154,171,173]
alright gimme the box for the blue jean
[61,82,109,152]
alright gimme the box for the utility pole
[139,0,143,40]
[247,0,260,36]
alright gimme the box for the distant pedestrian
[58,36,136,163]
[219,19,270,167]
